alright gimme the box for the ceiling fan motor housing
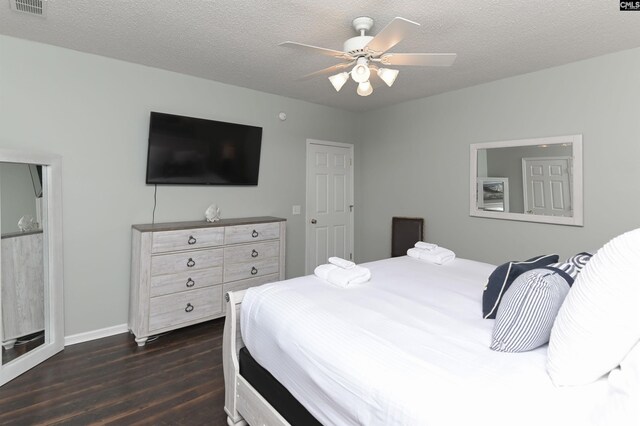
[343,36,374,56]
[345,17,375,57]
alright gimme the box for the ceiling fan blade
[279,41,353,60]
[299,61,355,80]
[364,17,420,56]
[380,53,457,67]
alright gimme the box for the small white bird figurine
[18,215,38,232]
[205,204,221,222]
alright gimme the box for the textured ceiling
[1,1,640,112]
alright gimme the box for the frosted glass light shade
[351,58,371,83]
[377,68,399,87]
[329,72,349,92]
[356,81,373,97]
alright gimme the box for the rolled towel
[407,247,423,259]
[415,241,438,251]
[328,256,356,269]
[327,265,371,288]
[314,263,338,280]
[407,247,456,265]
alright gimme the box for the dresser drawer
[149,286,222,332]
[224,241,279,264]
[224,257,279,282]
[151,248,223,276]
[152,227,224,253]
[150,267,222,297]
[224,222,280,245]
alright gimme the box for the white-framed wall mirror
[470,135,583,226]
[0,149,64,386]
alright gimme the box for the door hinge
[349,205,354,212]
[349,253,353,260]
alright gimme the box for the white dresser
[1,231,44,350]
[129,217,285,346]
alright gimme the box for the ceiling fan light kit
[351,57,371,83]
[377,67,399,87]
[328,72,349,92]
[281,16,457,98]
[356,81,373,97]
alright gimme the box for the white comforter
[241,256,610,426]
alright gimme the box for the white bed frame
[223,290,291,426]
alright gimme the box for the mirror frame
[469,134,583,226]
[0,149,64,386]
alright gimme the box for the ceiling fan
[280,16,457,97]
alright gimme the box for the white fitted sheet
[241,256,611,426]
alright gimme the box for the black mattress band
[239,346,322,426]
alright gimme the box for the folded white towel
[407,247,456,265]
[327,265,371,288]
[328,256,356,269]
[415,241,438,251]
[314,263,338,280]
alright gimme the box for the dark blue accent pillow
[482,254,559,319]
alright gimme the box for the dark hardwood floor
[0,319,228,425]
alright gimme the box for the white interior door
[306,140,354,274]
[522,157,572,217]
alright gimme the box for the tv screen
[146,112,262,185]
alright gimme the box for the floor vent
[9,0,47,17]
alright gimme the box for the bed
[222,255,636,426]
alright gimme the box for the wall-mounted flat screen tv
[146,112,262,185]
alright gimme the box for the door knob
[310,219,317,224]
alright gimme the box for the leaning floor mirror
[470,134,583,226]
[0,149,64,386]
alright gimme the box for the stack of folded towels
[407,241,456,265]
[314,257,371,288]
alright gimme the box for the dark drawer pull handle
[251,266,258,275]
[187,258,195,267]
[186,278,195,288]
[185,303,194,313]
[188,236,197,245]
[251,230,259,238]
[251,249,259,258]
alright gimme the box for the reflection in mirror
[0,150,63,387]
[1,163,45,365]
[470,135,583,226]
[477,177,510,212]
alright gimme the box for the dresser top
[1,229,44,239]
[132,216,286,233]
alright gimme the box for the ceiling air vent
[9,0,47,17]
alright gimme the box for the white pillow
[596,339,640,425]
[547,228,640,386]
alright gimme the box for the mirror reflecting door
[1,162,45,364]
[469,135,583,226]
[0,149,64,387]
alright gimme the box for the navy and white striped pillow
[490,268,573,353]
[567,251,593,272]
[547,262,579,279]
[548,252,593,280]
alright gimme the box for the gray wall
[0,35,361,335]
[3,33,640,337]
[0,163,37,234]
[358,47,640,264]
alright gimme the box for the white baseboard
[64,323,129,346]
